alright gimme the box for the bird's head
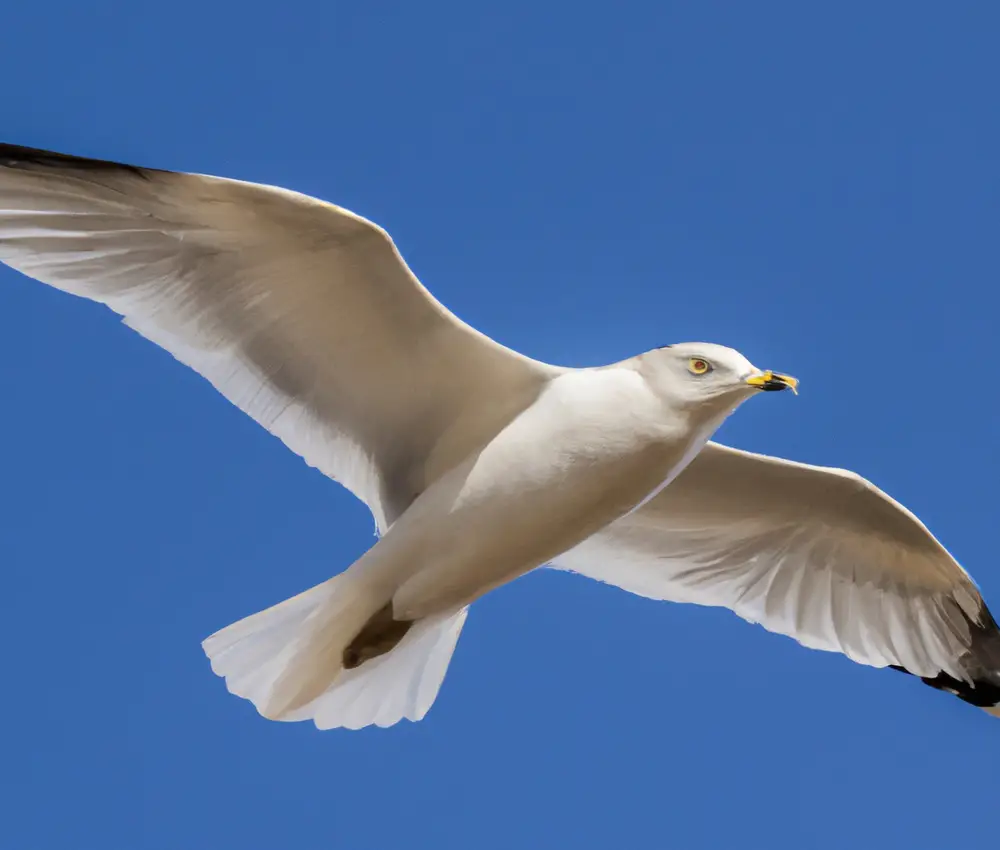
[639,342,798,413]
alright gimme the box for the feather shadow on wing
[551,442,1000,718]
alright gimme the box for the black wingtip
[889,600,1000,712]
[0,142,151,178]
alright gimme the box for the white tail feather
[202,576,468,730]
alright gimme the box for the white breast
[355,368,709,619]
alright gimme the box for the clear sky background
[1,3,997,848]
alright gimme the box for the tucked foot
[343,602,414,669]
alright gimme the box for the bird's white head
[638,342,798,414]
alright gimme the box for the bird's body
[230,355,750,721]
[1,141,998,730]
[382,364,725,621]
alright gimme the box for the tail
[202,575,469,730]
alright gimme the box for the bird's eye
[688,358,712,375]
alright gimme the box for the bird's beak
[745,370,799,394]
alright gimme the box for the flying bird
[1,142,997,730]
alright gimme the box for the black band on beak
[745,370,799,394]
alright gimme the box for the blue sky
[1,2,998,848]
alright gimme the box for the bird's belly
[359,374,695,619]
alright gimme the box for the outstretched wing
[0,143,559,530]
[551,441,1000,715]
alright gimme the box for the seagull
[1,142,997,731]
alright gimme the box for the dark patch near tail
[889,600,1000,710]
[343,602,414,669]
[0,142,154,178]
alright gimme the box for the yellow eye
[688,357,711,375]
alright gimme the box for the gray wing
[0,143,559,530]
[551,441,1000,715]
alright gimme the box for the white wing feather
[0,144,558,530]
[552,441,1000,689]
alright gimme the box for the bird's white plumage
[1,143,997,729]
[551,442,986,681]
[203,572,468,728]
[0,153,557,532]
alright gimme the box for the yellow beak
[745,370,799,394]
